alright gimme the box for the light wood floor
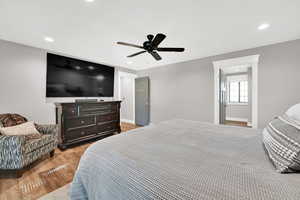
[0,123,139,200]
[224,120,249,127]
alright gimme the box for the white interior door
[135,77,150,126]
[119,73,136,123]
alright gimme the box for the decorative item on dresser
[55,101,121,150]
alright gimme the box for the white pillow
[0,121,40,136]
[285,103,300,122]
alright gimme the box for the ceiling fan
[117,33,185,61]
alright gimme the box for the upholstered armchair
[0,114,58,178]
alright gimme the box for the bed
[70,119,300,200]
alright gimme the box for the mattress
[70,119,300,200]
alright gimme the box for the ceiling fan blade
[147,34,154,42]
[127,51,147,57]
[151,33,166,47]
[157,47,185,52]
[117,42,143,49]
[150,51,162,61]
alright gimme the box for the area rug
[38,184,70,200]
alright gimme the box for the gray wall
[0,39,135,124]
[138,39,300,128]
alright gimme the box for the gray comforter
[70,119,300,200]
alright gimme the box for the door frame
[213,55,259,128]
[118,71,138,124]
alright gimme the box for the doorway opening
[118,71,137,124]
[213,55,259,128]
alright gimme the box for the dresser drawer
[65,126,97,141]
[110,104,118,112]
[97,113,118,123]
[63,105,77,116]
[98,122,118,133]
[65,116,96,129]
[79,104,118,116]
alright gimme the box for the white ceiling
[0,0,300,71]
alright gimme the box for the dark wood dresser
[55,101,121,150]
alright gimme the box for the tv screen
[46,53,114,97]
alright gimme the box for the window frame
[228,80,248,105]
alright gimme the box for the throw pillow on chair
[0,113,28,127]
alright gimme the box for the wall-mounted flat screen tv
[46,53,114,97]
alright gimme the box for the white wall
[226,105,249,121]
[120,76,134,122]
[0,39,135,124]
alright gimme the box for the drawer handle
[80,131,85,135]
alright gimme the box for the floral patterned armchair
[0,114,58,178]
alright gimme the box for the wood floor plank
[224,120,249,127]
[0,123,139,200]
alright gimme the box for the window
[228,80,248,103]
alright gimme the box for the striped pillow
[263,114,300,173]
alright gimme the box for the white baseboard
[226,117,248,122]
[121,119,135,124]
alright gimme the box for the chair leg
[15,170,23,178]
[50,150,55,157]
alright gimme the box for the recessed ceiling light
[85,0,94,2]
[258,23,270,30]
[127,61,133,64]
[44,36,54,43]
